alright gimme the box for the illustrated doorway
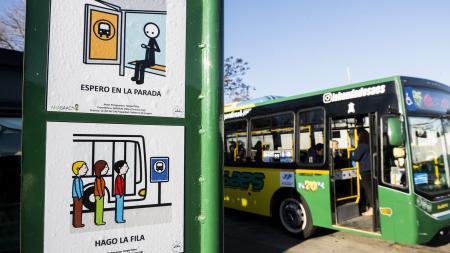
[83,2,167,78]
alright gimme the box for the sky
[0,0,20,12]
[1,0,449,100]
[225,0,450,99]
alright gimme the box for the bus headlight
[416,195,432,213]
[138,189,146,197]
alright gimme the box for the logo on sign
[280,172,295,187]
[150,157,169,183]
[93,19,116,41]
[347,102,355,114]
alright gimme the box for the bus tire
[82,186,95,211]
[277,195,315,238]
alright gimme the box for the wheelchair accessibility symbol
[150,157,169,183]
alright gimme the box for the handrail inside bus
[335,166,360,203]
[336,128,361,204]
[434,158,441,185]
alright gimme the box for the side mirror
[388,117,405,146]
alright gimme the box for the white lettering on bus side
[323,84,386,104]
[224,109,252,120]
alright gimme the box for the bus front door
[329,113,380,232]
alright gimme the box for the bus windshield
[409,116,450,198]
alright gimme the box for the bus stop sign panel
[150,157,169,182]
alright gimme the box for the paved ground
[224,209,450,253]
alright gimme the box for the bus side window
[224,120,248,163]
[250,113,294,164]
[94,142,113,175]
[73,141,93,175]
[298,108,325,165]
[381,117,408,189]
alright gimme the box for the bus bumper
[416,206,450,244]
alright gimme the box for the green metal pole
[22,0,50,251]
[200,0,223,252]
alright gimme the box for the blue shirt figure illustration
[71,161,88,228]
[131,22,161,85]
[72,176,84,198]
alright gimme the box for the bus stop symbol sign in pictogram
[150,157,169,182]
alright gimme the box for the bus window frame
[249,111,296,166]
[224,118,249,165]
[380,115,409,192]
[297,106,327,168]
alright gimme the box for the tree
[0,0,25,51]
[224,56,254,102]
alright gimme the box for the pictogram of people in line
[131,22,161,84]
[72,161,89,228]
[71,159,131,228]
[114,160,129,223]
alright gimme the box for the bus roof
[225,76,450,113]
[225,76,399,113]
[224,95,283,113]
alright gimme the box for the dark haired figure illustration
[114,160,129,223]
[131,22,161,85]
[352,129,373,216]
[94,160,109,225]
[71,161,88,228]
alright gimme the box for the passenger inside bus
[352,129,373,216]
[307,143,324,163]
[228,141,236,162]
[253,141,263,162]
[236,140,246,162]
[331,140,347,168]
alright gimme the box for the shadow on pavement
[224,208,336,253]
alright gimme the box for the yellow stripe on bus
[295,169,329,175]
[224,103,256,113]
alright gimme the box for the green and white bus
[224,76,450,244]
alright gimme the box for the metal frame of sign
[22,0,223,252]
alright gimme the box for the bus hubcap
[280,198,306,233]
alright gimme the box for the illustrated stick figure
[94,160,109,225]
[114,160,129,223]
[131,22,161,84]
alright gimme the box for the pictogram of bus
[98,22,111,38]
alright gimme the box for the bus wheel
[82,187,95,211]
[277,196,315,238]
